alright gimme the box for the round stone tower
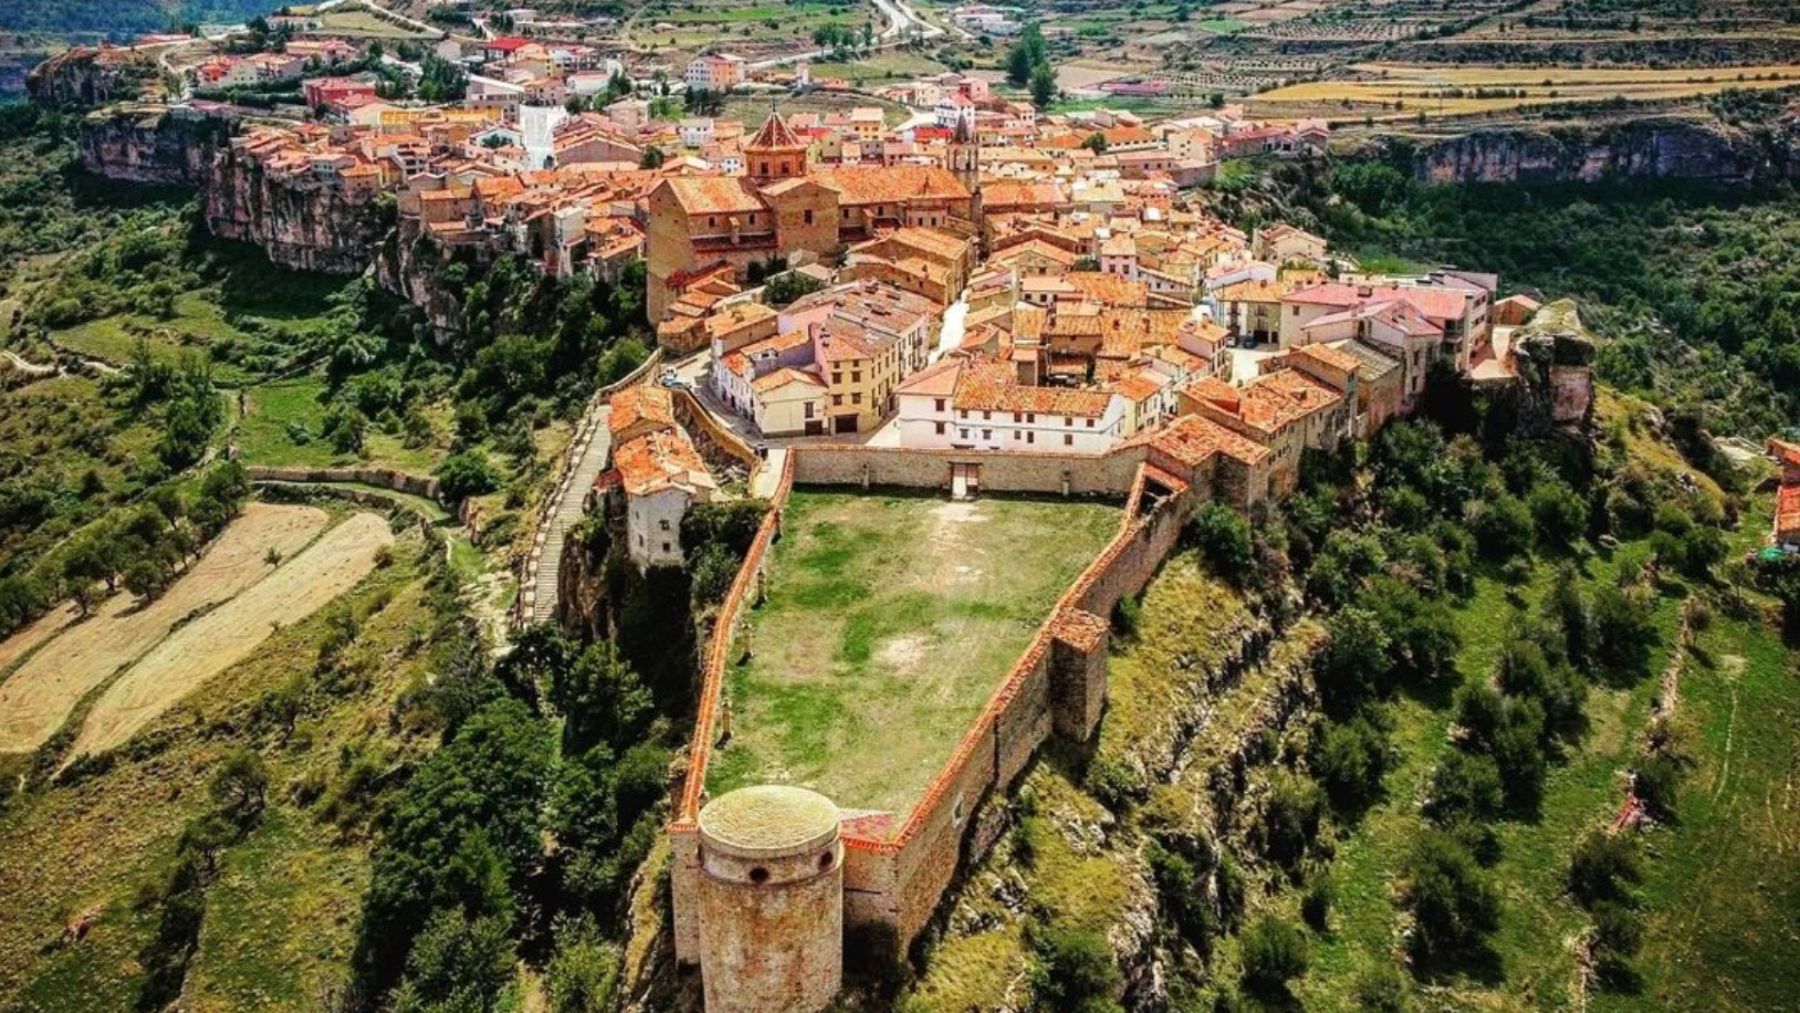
[696,785,844,1013]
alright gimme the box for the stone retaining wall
[243,465,438,499]
[789,444,1145,497]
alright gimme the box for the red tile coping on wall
[671,450,796,830]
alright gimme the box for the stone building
[647,111,975,320]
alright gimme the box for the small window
[935,398,946,412]
[1027,431,1036,444]
[982,429,992,440]
[661,541,671,553]
[1086,419,1095,428]
[1064,433,1073,446]
[804,209,814,225]
[934,421,945,434]
[659,519,670,531]
[959,428,969,438]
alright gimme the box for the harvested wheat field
[0,603,80,675]
[68,511,394,759]
[0,503,329,754]
[1252,62,1800,119]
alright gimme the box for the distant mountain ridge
[0,0,290,41]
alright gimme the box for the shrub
[1312,716,1390,813]
[1402,830,1499,964]
[1189,502,1254,583]
[1470,494,1534,561]
[1426,749,1503,825]
[1257,773,1324,871]
[1567,830,1641,908]
[1028,924,1122,1013]
[1528,479,1589,550]
[1301,877,1334,932]
[1592,583,1655,679]
[435,451,500,504]
[1633,753,1682,822]
[1239,916,1309,996]
[1589,900,1643,986]
[1353,963,1412,1011]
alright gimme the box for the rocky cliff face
[374,221,468,334]
[27,48,156,109]
[77,105,228,185]
[204,142,392,275]
[76,105,389,275]
[1378,115,1796,186]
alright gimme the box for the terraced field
[0,503,329,754]
[1252,62,1800,119]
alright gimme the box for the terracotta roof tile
[609,385,676,437]
[613,428,715,496]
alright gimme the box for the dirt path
[0,503,329,754]
[68,512,394,759]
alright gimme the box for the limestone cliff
[27,47,158,109]
[77,104,229,186]
[1361,114,1798,186]
[1512,299,1597,436]
[204,139,393,275]
[75,104,390,275]
[374,222,469,335]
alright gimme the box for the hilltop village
[36,22,1617,1013]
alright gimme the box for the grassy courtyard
[707,488,1121,815]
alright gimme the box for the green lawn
[1197,17,1247,33]
[707,489,1120,815]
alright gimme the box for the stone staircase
[521,406,612,626]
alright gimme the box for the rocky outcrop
[375,222,468,334]
[204,140,392,275]
[27,47,156,109]
[77,104,230,185]
[1371,114,1797,186]
[75,104,389,275]
[1512,299,1597,437]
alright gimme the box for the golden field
[1251,62,1800,119]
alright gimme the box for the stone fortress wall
[669,440,1205,993]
